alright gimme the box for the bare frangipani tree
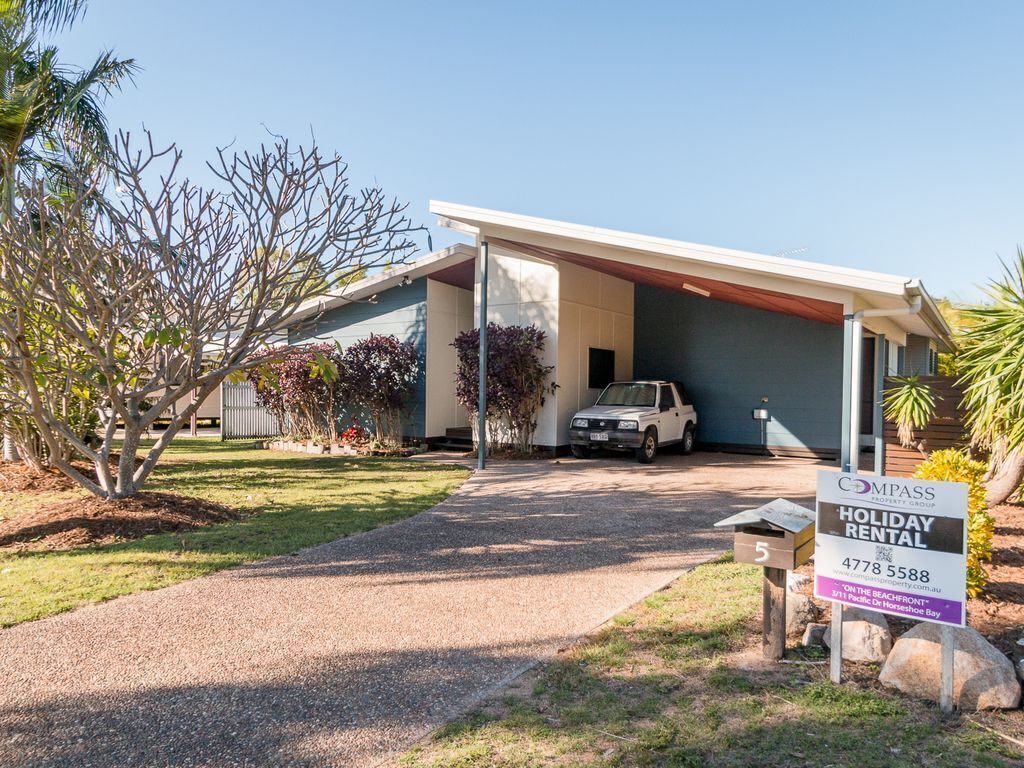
[0,131,421,498]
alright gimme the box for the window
[588,347,615,390]
[660,384,676,409]
[597,382,656,407]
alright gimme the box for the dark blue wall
[289,277,428,438]
[633,285,844,454]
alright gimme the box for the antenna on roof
[773,246,808,258]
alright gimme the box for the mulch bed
[969,502,1024,654]
[0,456,138,494]
[0,491,243,552]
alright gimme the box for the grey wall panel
[904,333,937,375]
[290,278,428,438]
[633,285,844,453]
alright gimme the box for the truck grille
[580,418,620,430]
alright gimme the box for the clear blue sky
[58,1,1024,302]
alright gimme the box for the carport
[430,201,953,470]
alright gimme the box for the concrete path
[0,453,820,767]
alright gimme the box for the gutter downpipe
[832,291,922,686]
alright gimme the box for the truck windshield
[596,383,656,407]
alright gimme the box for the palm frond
[0,0,87,32]
[957,247,1024,449]
[883,376,939,449]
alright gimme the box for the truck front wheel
[637,427,658,464]
[571,444,590,459]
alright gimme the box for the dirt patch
[0,492,244,552]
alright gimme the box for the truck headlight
[571,418,589,428]
[617,420,639,431]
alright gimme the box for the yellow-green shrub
[913,449,995,597]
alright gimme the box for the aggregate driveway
[0,452,820,767]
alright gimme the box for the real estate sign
[814,470,967,627]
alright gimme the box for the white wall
[425,279,474,437]
[476,244,561,446]
[471,243,635,448]
[555,261,634,446]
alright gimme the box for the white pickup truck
[568,380,697,464]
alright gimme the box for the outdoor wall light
[682,282,711,298]
[399,275,413,287]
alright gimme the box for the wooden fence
[882,375,967,477]
[220,382,280,440]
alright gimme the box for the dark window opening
[660,384,676,409]
[588,347,615,390]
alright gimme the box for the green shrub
[913,449,994,597]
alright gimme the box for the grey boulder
[823,606,892,663]
[802,622,828,647]
[786,593,821,635]
[879,623,1021,710]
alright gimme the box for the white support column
[477,240,489,470]
[873,334,886,475]
[848,314,863,474]
[840,316,854,472]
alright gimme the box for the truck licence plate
[590,432,609,442]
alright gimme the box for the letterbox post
[714,498,815,664]
[762,566,786,660]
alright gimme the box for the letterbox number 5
[754,541,769,563]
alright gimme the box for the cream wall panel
[426,280,473,436]
[554,262,635,446]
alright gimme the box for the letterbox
[714,498,815,570]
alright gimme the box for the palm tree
[958,248,1024,505]
[0,17,136,208]
[0,2,135,460]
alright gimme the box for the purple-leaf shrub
[340,334,420,446]
[246,343,344,442]
[452,323,556,454]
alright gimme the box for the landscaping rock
[786,593,821,635]
[879,624,1022,710]
[823,606,892,663]
[802,622,828,647]
[787,572,812,592]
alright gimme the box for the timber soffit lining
[490,237,844,325]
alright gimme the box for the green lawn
[400,556,1024,768]
[0,438,468,627]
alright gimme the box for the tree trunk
[2,428,17,462]
[986,444,1024,507]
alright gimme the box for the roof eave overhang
[280,243,475,328]
[430,200,954,348]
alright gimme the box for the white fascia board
[283,243,475,327]
[429,200,912,298]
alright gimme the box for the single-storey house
[428,202,951,465]
[258,203,951,467]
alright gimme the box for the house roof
[429,201,952,347]
[285,243,476,326]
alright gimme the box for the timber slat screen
[220,382,280,440]
[882,375,966,477]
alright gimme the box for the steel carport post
[477,240,489,470]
